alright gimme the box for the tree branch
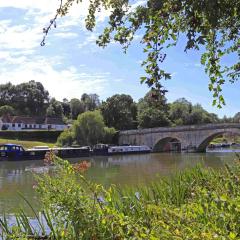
[40,0,63,46]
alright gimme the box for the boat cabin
[0,144,25,159]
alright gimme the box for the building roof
[11,116,45,124]
[1,115,12,123]
[45,117,65,125]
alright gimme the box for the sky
[0,0,239,117]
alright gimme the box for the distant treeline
[0,80,239,131]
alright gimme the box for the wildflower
[97,196,105,204]
[135,192,140,200]
[44,150,55,165]
[73,161,91,173]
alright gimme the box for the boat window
[12,123,15,127]
[18,123,21,127]
[25,124,27,128]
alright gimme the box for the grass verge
[0,138,56,149]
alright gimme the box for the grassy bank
[211,136,240,144]
[0,130,62,143]
[1,156,240,239]
[0,138,55,149]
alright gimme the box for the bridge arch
[197,129,240,152]
[153,137,181,152]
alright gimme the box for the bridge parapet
[120,123,240,136]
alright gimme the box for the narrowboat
[108,145,151,155]
[92,144,151,156]
[0,144,90,161]
[92,144,109,156]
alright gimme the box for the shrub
[56,129,73,146]
[0,130,62,142]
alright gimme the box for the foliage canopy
[43,0,240,107]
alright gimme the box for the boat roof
[0,143,22,147]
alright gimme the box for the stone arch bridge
[118,123,240,152]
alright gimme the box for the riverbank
[0,138,55,149]
[1,155,240,239]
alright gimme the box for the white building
[0,115,68,131]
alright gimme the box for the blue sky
[0,0,239,117]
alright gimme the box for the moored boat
[108,145,151,155]
[0,144,90,161]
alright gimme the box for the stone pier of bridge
[118,123,240,152]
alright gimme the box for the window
[12,123,15,127]
[29,125,32,128]
[34,124,36,128]
[25,124,27,128]
[18,124,21,127]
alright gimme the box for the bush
[0,130,62,142]
[56,129,73,146]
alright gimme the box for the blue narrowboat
[0,144,26,161]
[0,144,90,161]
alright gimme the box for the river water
[0,151,239,214]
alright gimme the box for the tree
[0,81,49,116]
[43,0,239,107]
[14,80,49,116]
[57,110,116,146]
[233,112,240,123]
[0,105,15,116]
[169,98,193,125]
[0,82,14,106]
[81,93,100,111]
[46,98,63,118]
[137,90,170,128]
[57,128,74,146]
[70,98,85,120]
[73,110,105,146]
[61,98,71,118]
[169,98,219,125]
[101,94,137,130]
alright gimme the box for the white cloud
[78,32,99,49]
[0,54,111,100]
[184,62,203,68]
[0,0,121,101]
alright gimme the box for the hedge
[0,130,63,142]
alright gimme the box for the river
[0,150,239,214]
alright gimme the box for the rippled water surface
[0,150,239,213]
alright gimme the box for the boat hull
[0,148,90,161]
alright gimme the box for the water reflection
[0,152,238,213]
